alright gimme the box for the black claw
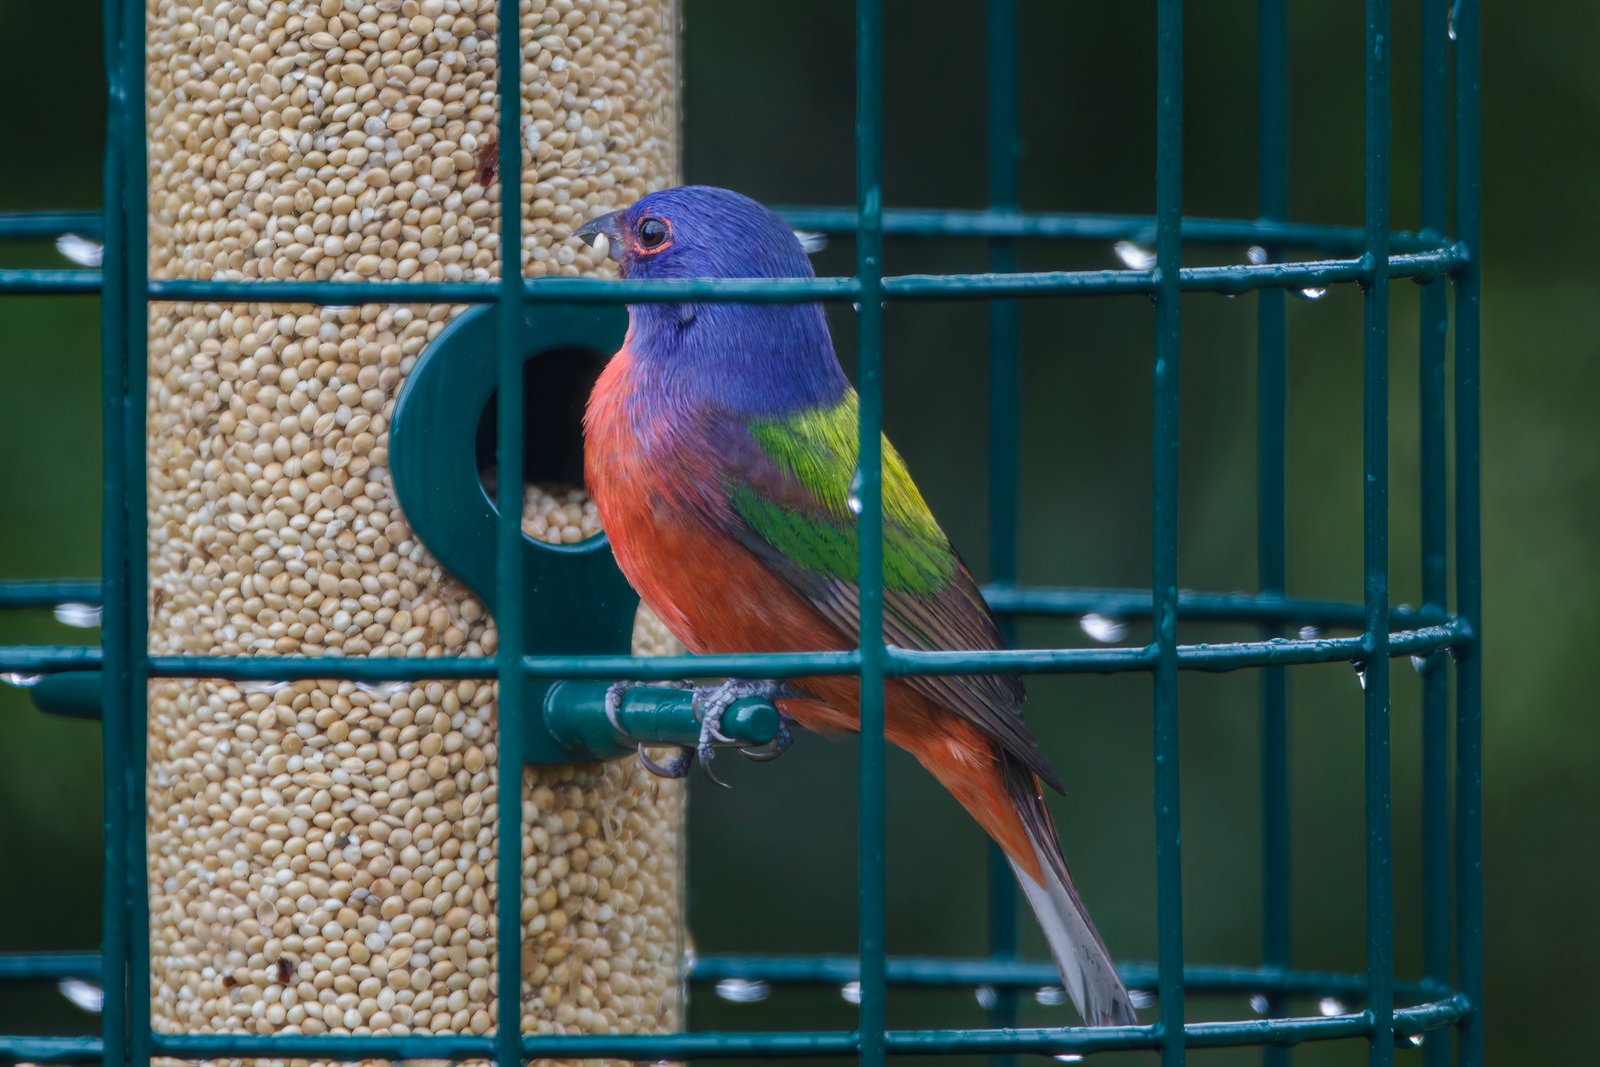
[691,698,733,787]
[698,747,731,788]
[637,743,692,779]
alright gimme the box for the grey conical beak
[576,210,625,262]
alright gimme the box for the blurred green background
[1,1,1593,1063]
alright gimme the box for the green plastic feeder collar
[386,302,695,765]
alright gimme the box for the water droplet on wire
[1249,993,1270,1014]
[1294,286,1328,301]
[55,234,104,267]
[1035,985,1066,1006]
[714,978,770,1004]
[1246,245,1269,265]
[1113,240,1157,270]
[847,467,866,516]
[1410,654,1429,674]
[1447,0,1459,40]
[840,980,862,1005]
[1405,1033,1425,1049]
[1053,1055,1085,1064]
[2,673,43,688]
[53,603,102,628]
[793,230,828,254]
[58,979,104,1013]
[1298,625,1321,639]
[974,985,998,1010]
[1080,613,1127,644]
[1319,997,1347,1016]
[1129,989,1155,1009]
[1352,660,1368,690]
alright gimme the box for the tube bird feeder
[141,0,685,1045]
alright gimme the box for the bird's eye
[635,216,671,252]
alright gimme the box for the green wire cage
[0,0,1482,1064]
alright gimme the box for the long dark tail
[1002,759,1137,1027]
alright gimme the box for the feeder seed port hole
[474,343,610,552]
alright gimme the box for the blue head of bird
[576,186,846,416]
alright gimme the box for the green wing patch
[727,393,1053,786]
[733,393,956,597]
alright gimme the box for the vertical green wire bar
[854,1,887,1064]
[494,0,526,1057]
[1361,1,1394,1064]
[1152,1,1185,1063]
[1254,3,1291,1063]
[121,0,153,1052]
[98,0,131,1053]
[1417,3,1452,1066]
[1453,0,1484,1063]
[984,0,1021,1052]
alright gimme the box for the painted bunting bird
[577,186,1136,1027]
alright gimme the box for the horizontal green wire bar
[885,619,1468,677]
[692,955,1441,1000]
[146,653,497,679]
[2,247,1464,302]
[517,651,856,680]
[0,579,1444,634]
[0,580,101,608]
[0,269,101,295]
[0,647,100,672]
[149,1031,857,1060]
[1176,621,1468,673]
[0,1036,103,1064]
[1389,993,1473,1034]
[144,276,863,304]
[882,247,1460,301]
[0,950,1447,1001]
[0,998,1466,1063]
[148,278,497,303]
[882,998,1466,1056]
[982,585,1446,629]
[0,619,1469,679]
[0,212,101,240]
[154,1034,489,1058]
[776,207,1440,254]
[0,953,99,982]
[0,207,1436,255]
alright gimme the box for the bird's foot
[628,679,801,784]
[691,680,802,786]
